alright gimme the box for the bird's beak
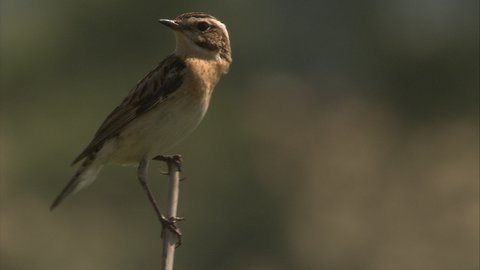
[158,19,182,31]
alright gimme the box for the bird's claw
[153,155,183,171]
[161,216,183,247]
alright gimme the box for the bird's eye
[197,22,211,31]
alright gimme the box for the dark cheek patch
[195,32,219,51]
[195,40,217,51]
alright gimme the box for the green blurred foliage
[1,0,478,270]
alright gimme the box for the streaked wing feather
[71,54,186,165]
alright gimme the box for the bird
[50,12,232,237]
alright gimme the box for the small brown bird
[51,12,231,235]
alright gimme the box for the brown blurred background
[1,1,478,269]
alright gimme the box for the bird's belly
[103,95,208,165]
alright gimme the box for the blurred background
[1,0,478,269]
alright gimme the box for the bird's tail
[50,158,103,210]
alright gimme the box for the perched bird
[51,12,232,235]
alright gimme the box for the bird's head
[159,12,232,65]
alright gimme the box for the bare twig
[160,155,183,270]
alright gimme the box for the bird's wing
[71,54,186,165]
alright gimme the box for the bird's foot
[153,154,183,171]
[161,216,184,247]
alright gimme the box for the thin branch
[161,156,182,270]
